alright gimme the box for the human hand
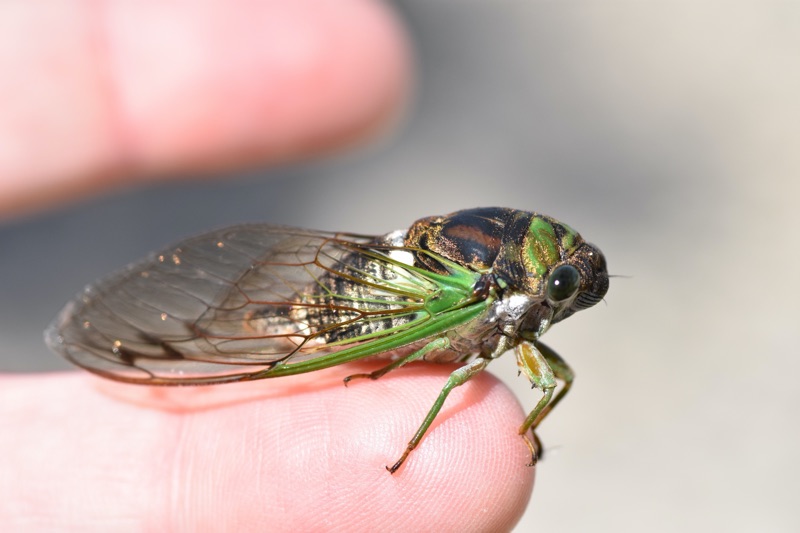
[0,2,535,530]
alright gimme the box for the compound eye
[546,265,581,302]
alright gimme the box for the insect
[46,207,608,473]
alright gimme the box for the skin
[0,2,535,531]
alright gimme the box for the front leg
[530,341,574,430]
[515,340,574,465]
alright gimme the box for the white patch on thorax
[496,293,535,323]
[388,249,415,266]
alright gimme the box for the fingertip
[241,365,534,531]
[116,365,534,531]
[1,366,533,531]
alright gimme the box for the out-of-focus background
[2,2,799,531]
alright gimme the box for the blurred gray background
[2,1,799,531]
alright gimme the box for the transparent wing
[46,225,444,385]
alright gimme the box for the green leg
[387,356,490,474]
[343,337,450,384]
[515,340,574,465]
[531,341,574,430]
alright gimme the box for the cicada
[46,207,608,473]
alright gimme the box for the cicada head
[494,212,609,333]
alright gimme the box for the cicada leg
[387,356,490,474]
[530,341,574,430]
[516,340,574,465]
[343,337,451,384]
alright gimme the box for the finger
[0,366,533,531]
[0,0,412,216]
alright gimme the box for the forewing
[46,225,440,384]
